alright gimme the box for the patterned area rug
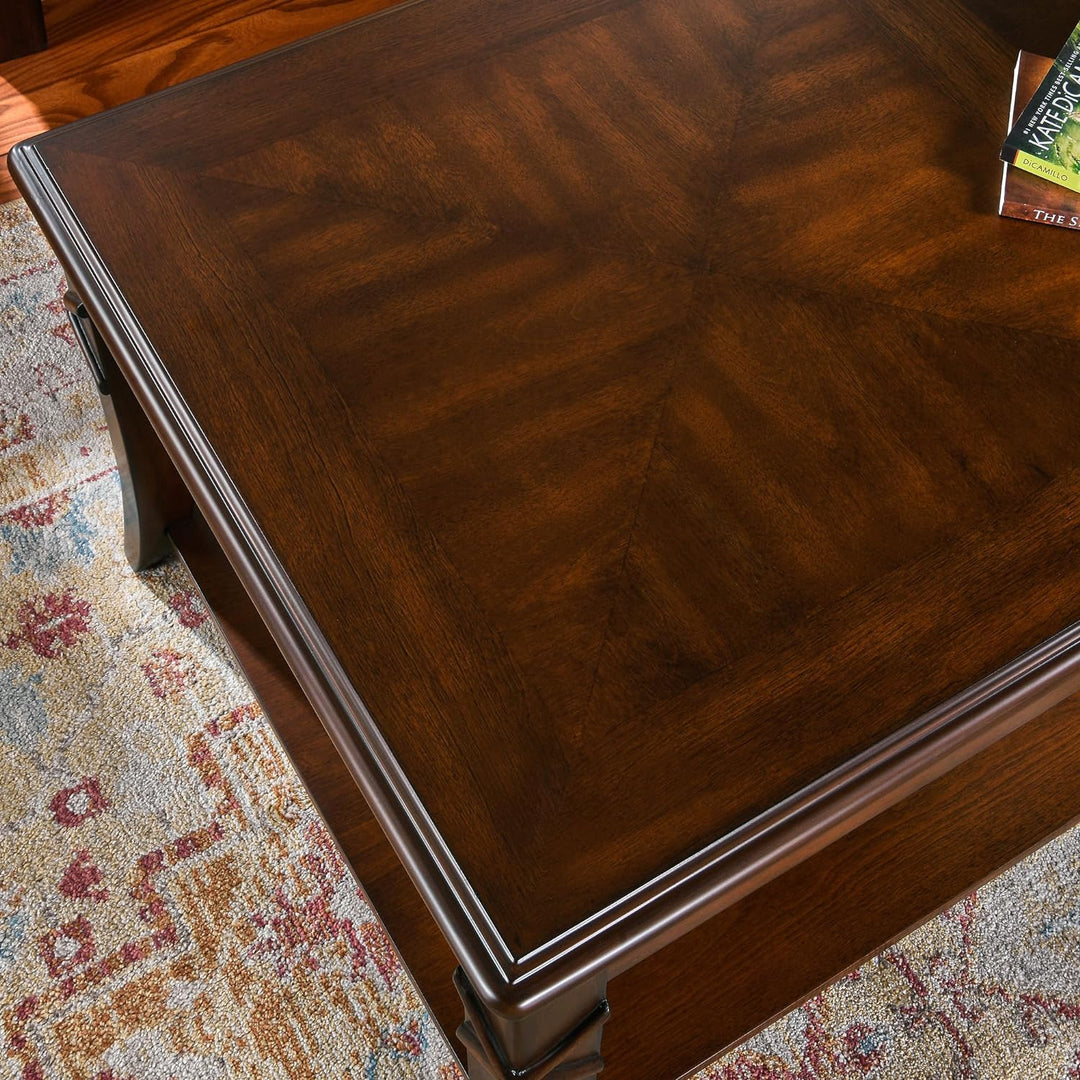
[1,198,1079,1080]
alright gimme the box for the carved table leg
[454,968,609,1080]
[65,292,192,569]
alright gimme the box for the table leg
[1,0,46,61]
[65,292,191,569]
[453,968,609,1080]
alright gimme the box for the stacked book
[1001,22,1080,229]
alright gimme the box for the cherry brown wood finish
[0,0,398,201]
[12,0,1080,1061]
[172,508,1080,1080]
[606,689,1080,1078]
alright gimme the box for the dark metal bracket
[63,292,108,394]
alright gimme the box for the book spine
[998,198,1080,229]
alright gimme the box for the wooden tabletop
[13,0,1080,1015]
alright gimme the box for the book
[1001,21,1080,193]
[1000,51,1080,229]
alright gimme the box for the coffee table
[13,1,1080,1076]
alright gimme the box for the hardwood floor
[0,0,394,202]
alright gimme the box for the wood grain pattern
[13,0,1080,1063]
[173,506,1080,1080]
[30,0,1080,951]
[605,686,1080,1079]
[0,0,395,201]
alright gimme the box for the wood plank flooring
[0,0,394,202]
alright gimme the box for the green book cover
[1002,21,1080,194]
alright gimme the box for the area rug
[1,197,1079,1080]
